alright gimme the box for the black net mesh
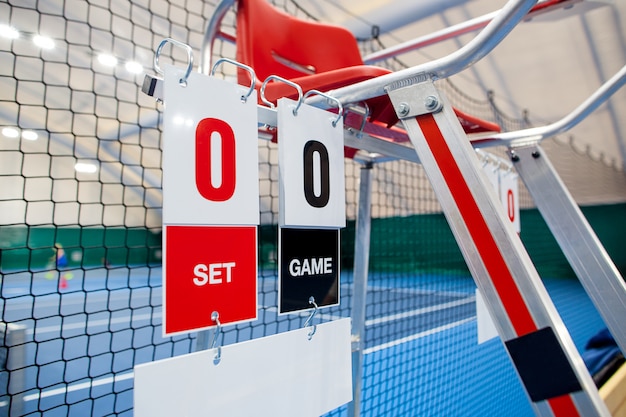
[0,1,623,416]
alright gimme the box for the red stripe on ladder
[417,114,580,416]
[417,114,536,336]
[548,393,581,417]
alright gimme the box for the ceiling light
[2,127,20,138]
[98,53,118,67]
[74,162,98,173]
[33,34,55,49]
[0,24,19,39]
[173,115,193,127]
[125,61,143,74]
[21,130,38,141]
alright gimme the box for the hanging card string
[210,311,223,363]
[303,296,319,340]
[154,38,194,86]
[210,57,257,102]
[344,102,370,138]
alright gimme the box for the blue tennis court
[2,0,626,415]
[0,267,605,417]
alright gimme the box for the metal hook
[154,38,194,86]
[344,102,370,138]
[298,90,344,127]
[260,75,303,109]
[303,296,318,340]
[210,58,257,102]
[210,311,222,363]
[475,149,489,167]
[486,153,498,171]
[477,149,501,173]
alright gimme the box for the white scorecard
[134,318,352,417]
[162,65,259,226]
[277,97,346,228]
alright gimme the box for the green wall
[2,203,625,279]
[0,227,162,271]
[259,203,626,278]
[520,203,626,278]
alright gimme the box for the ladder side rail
[469,64,626,354]
[510,145,626,356]
[387,82,611,417]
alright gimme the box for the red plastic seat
[235,0,500,155]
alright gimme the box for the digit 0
[195,118,236,202]
[507,189,515,222]
[303,140,330,208]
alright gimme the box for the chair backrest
[236,0,365,85]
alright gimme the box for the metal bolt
[424,95,439,111]
[532,150,541,159]
[510,151,520,163]
[397,102,410,116]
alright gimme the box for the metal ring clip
[210,58,257,102]
[154,38,194,86]
[477,149,495,171]
[298,90,344,127]
[476,149,514,173]
[260,75,303,109]
[476,149,488,167]
[344,102,370,138]
[210,311,222,363]
[303,296,319,340]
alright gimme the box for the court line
[363,316,476,354]
[368,284,473,298]
[29,290,471,334]
[27,313,155,335]
[262,306,346,322]
[21,318,477,401]
[365,296,475,326]
[18,313,477,402]
[28,300,339,336]
[22,372,134,402]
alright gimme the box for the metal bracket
[387,81,443,119]
[142,74,164,101]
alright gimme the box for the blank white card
[134,317,352,417]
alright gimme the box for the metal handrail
[199,1,579,73]
[362,0,578,64]
[200,0,537,99]
[306,0,538,107]
[175,0,625,155]
[199,0,236,75]
[471,64,626,148]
